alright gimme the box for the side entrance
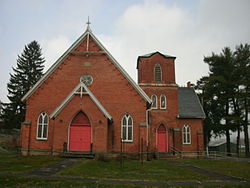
[69,111,91,151]
[157,124,168,152]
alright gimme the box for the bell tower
[137,51,179,153]
[137,51,176,85]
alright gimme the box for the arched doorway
[157,124,167,152]
[69,111,91,151]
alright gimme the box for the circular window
[80,74,93,86]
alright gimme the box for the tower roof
[137,51,176,69]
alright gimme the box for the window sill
[151,108,168,111]
[122,140,133,143]
[36,138,48,141]
[183,143,191,145]
[160,108,167,110]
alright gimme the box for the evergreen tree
[196,43,250,156]
[196,76,225,145]
[204,47,237,154]
[234,44,250,156]
[2,41,45,129]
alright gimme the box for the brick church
[20,25,205,156]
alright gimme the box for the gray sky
[0,0,249,103]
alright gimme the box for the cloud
[99,0,250,86]
[1,0,249,102]
[41,36,72,71]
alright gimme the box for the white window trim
[182,125,191,144]
[36,112,49,140]
[154,63,162,82]
[160,94,167,109]
[121,114,133,142]
[151,94,158,109]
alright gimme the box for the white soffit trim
[21,28,151,104]
[50,82,112,120]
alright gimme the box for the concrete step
[60,152,95,159]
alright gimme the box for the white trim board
[50,82,112,120]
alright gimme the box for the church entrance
[69,111,91,151]
[157,124,167,152]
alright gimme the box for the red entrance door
[157,125,167,152]
[69,112,91,151]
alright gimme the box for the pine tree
[203,47,237,154]
[2,41,45,129]
[196,43,250,157]
[234,44,250,157]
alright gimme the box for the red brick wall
[21,35,147,153]
[137,53,176,84]
[141,86,179,152]
[138,52,204,152]
[177,119,204,151]
[20,124,30,153]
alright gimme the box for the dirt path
[24,158,81,176]
[165,159,247,182]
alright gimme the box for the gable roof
[178,87,205,119]
[50,82,112,120]
[21,27,151,104]
[137,51,176,69]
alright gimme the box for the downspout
[146,108,151,147]
[28,123,31,155]
[146,100,152,161]
[146,101,152,147]
[146,107,151,161]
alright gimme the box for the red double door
[157,125,168,152]
[69,112,91,151]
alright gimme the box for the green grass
[58,159,210,181]
[0,153,250,187]
[1,176,250,188]
[0,176,128,188]
[0,153,62,173]
[179,158,250,180]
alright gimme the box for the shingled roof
[178,87,205,119]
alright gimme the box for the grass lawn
[1,176,250,188]
[0,152,62,173]
[58,159,211,181]
[179,158,250,180]
[1,152,250,187]
[0,176,124,188]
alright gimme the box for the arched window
[121,114,133,142]
[183,125,191,144]
[154,63,162,82]
[160,94,167,109]
[37,112,49,140]
[151,94,158,109]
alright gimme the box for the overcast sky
[0,0,249,103]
